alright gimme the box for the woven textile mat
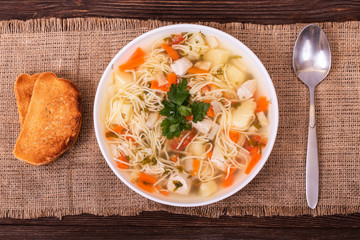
[0,18,359,219]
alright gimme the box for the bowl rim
[94,23,279,207]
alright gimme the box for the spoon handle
[306,87,319,209]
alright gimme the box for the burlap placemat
[0,18,359,219]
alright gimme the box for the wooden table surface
[2,1,360,239]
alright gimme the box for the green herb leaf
[105,131,118,139]
[216,68,224,75]
[253,118,262,129]
[178,105,192,116]
[176,166,184,173]
[141,158,152,165]
[191,101,210,123]
[163,37,171,43]
[159,101,177,117]
[249,138,259,147]
[168,78,190,106]
[159,78,209,138]
[160,115,190,139]
[173,180,183,191]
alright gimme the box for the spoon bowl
[292,24,331,209]
[293,24,331,87]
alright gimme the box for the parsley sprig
[159,78,209,139]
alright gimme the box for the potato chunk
[199,180,218,197]
[204,49,231,66]
[206,36,218,48]
[188,141,206,156]
[231,99,256,130]
[113,68,133,89]
[226,64,247,86]
[120,102,134,123]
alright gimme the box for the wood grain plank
[0,225,359,240]
[4,0,360,24]
[1,212,360,228]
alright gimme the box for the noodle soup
[103,32,270,199]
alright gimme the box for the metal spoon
[292,24,331,209]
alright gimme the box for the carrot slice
[201,85,211,94]
[125,136,138,146]
[170,34,185,45]
[119,57,145,71]
[128,47,145,61]
[151,80,168,91]
[222,168,236,188]
[207,106,215,117]
[185,115,193,121]
[208,83,218,89]
[260,137,268,145]
[112,125,124,134]
[161,43,180,60]
[191,159,200,176]
[245,153,262,174]
[252,135,262,142]
[159,189,169,196]
[117,154,128,169]
[171,154,179,162]
[137,181,154,193]
[138,172,157,185]
[167,73,177,86]
[256,97,269,112]
[229,130,240,143]
[178,129,195,150]
[156,186,169,196]
[206,150,213,160]
[249,147,259,155]
[187,67,209,74]
[117,161,128,169]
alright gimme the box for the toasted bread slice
[15,73,69,127]
[14,73,40,126]
[14,72,82,166]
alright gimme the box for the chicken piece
[167,173,191,195]
[194,61,212,71]
[208,123,219,140]
[256,111,268,127]
[170,57,193,76]
[156,72,167,86]
[210,100,222,114]
[192,118,213,134]
[144,161,165,175]
[210,146,227,171]
[237,80,256,100]
[145,112,159,129]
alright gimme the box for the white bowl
[94,24,279,207]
